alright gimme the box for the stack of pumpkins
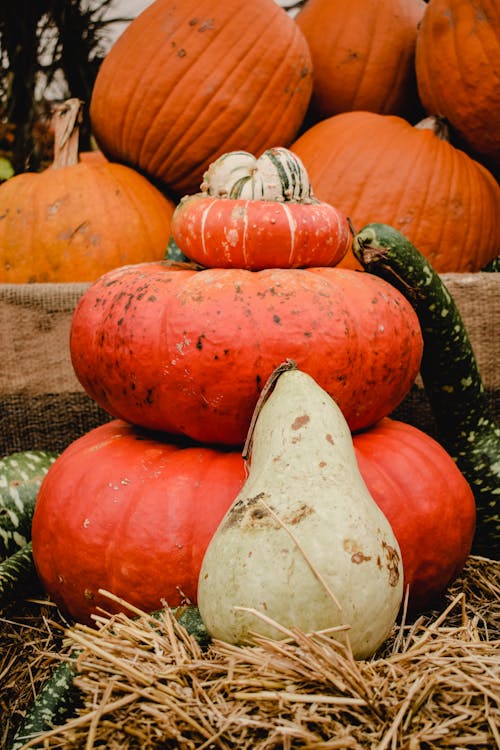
[31,145,476,658]
[4,0,496,655]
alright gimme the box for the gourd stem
[413,115,449,142]
[51,98,83,169]
[242,359,297,461]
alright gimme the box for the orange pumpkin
[70,261,423,445]
[0,99,175,283]
[291,112,500,272]
[89,0,313,198]
[415,0,500,175]
[295,0,426,121]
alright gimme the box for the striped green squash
[200,147,315,202]
[0,450,58,559]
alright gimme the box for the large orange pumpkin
[415,0,500,175]
[89,0,313,198]
[0,100,175,283]
[69,261,423,445]
[295,0,426,121]
[291,112,500,272]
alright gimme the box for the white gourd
[201,147,314,202]
[197,364,404,660]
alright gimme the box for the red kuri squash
[69,262,423,445]
[31,420,246,625]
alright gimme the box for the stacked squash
[1,0,494,656]
[30,147,476,643]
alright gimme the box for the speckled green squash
[0,450,58,559]
[0,542,38,607]
[353,223,499,558]
[8,605,209,749]
[9,659,82,750]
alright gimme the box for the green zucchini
[353,223,499,558]
[0,541,39,607]
[0,450,58,559]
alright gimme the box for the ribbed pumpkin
[89,0,313,198]
[31,420,247,625]
[295,0,426,121]
[171,148,351,270]
[0,99,175,283]
[415,0,500,174]
[69,261,423,445]
[291,112,500,272]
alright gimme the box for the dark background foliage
[0,0,131,174]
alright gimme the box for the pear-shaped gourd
[197,363,403,659]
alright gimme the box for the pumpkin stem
[414,115,450,142]
[51,98,83,169]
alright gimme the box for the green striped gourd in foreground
[0,450,58,559]
[353,223,499,558]
[0,541,39,607]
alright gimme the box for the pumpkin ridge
[215,29,311,160]
[380,40,414,114]
[350,4,379,110]
[477,4,499,70]
[385,123,433,239]
[241,200,250,268]
[143,14,278,184]
[107,165,169,257]
[348,116,406,226]
[106,5,170,158]
[408,127,454,269]
[280,203,297,266]
[136,38,234,175]
[456,149,475,271]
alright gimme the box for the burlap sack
[1,273,498,454]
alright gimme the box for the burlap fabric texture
[1,273,498,455]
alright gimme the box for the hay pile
[6,555,499,750]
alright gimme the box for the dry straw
[5,555,499,750]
